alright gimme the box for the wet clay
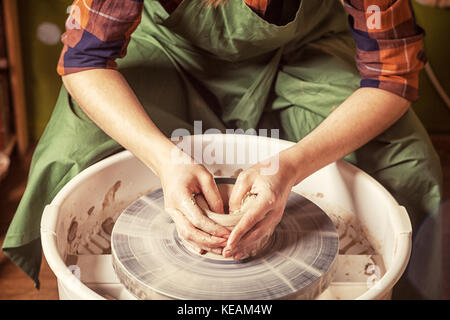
[194,183,272,259]
[195,184,244,230]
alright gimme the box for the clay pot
[195,184,244,230]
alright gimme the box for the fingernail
[233,253,243,261]
[223,248,232,258]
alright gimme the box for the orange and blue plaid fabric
[58,0,426,101]
[344,0,426,101]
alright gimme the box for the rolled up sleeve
[343,0,427,101]
[57,0,144,76]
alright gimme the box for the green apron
[3,0,443,299]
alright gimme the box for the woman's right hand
[158,153,231,255]
[62,70,230,253]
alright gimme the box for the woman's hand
[158,152,231,255]
[223,153,298,260]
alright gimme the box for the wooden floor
[0,135,449,300]
[0,149,58,299]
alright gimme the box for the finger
[195,194,210,211]
[232,234,268,260]
[179,192,230,238]
[231,239,260,261]
[228,172,253,212]
[223,210,277,258]
[185,239,224,255]
[168,207,228,248]
[198,173,224,214]
[225,193,274,250]
[183,238,205,255]
[230,222,272,256]
[188,227,229,248]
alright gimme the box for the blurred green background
[412,2,450,132]
[17,0,450,142]
[18,0,70,142]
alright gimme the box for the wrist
[140,137,180,176]
[279,145,312,186]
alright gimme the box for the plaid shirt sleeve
[57,0,144,76]
[343,0,427,101]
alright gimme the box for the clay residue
[67,220,78,244]
[299,191,376,255]
[329,212,374,255]
[102,180,122,210]
[101,217,115,236]
[361,224,382,252]
[64,182,153,258]
[364,263,373,276]
[87,206,95,216]
[65,254,78,266]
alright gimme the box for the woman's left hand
[222,153,298,260]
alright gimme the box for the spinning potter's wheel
[111,178,339,300]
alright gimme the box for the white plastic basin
[40,134,412,300]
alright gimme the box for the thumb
[228,173,252,212]
[198,174,224,214]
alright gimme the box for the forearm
[62,69,174,175]
[283,88,410,185]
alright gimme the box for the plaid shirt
[58,0,426,101]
